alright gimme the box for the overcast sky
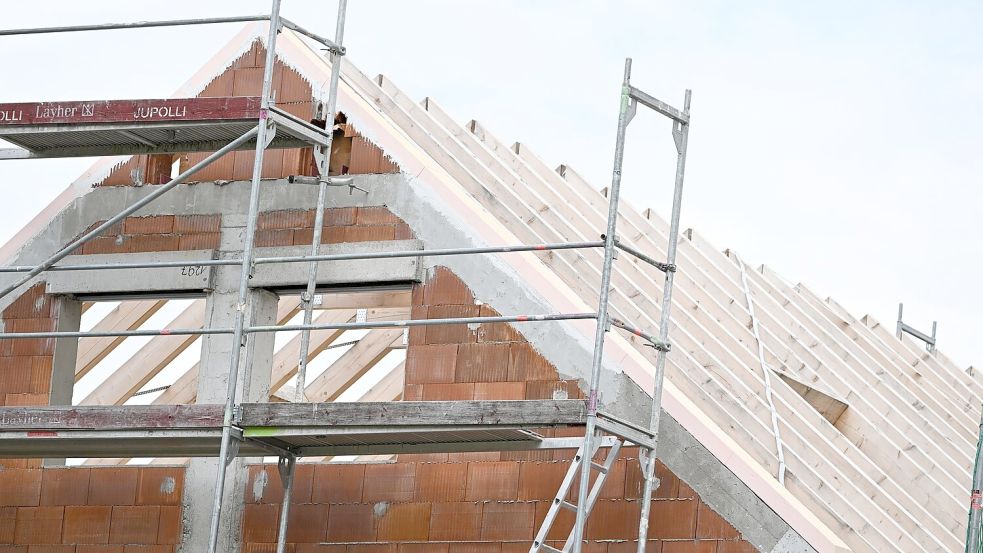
[1,1,979,368]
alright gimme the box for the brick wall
[0,466,183,553]
[242,267,756,552]
[96,41,398,187]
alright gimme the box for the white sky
[1,1,979,369]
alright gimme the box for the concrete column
[180,215,278,553]
[45,295,81,467]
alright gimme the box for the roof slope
[6,23,977,553]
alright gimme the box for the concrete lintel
[249,240,422,289]
[45,250,215,295]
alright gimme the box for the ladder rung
[590,461,608,474]
[538,545,563,553]
[559,500,578,512]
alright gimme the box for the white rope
[736,253,787,486]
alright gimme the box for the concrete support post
[45,295,81,467]
[180,219,278,553]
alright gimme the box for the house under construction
[0,4,978,553]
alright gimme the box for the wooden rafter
[75,299,167,380]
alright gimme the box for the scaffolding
[0,3,691,552]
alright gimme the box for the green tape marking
[243,426,280,437]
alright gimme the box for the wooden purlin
[346,64,972,551]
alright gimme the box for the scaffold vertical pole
[636,87,691,553]
[275,454,297,553]
[295,0,348,402]
[571,57,634,553]
[206,1,282,551]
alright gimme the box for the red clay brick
[446,545,501,553]
[108,506,160,544]
[375,502,430,541]
[648,499,698,539]
[585,500,638,540]
[422,267,474,306]
[76,546,125,553]
[2,394,48,406]
[508,342,557,381]
[325,503,375,542]
[480,501,535,541]
[517,461,569,500]
[88,468,138,506]
[0,507,16,542]
[242,503,278,543]
[258,210,315,230]
[0,470,41,506]
[286,503,328,543]
[173,215,221,234]
[661,541,715,553]
[24,546,74,553]
[81,236,129,255]
[476,305,522,343]
[695,501,739,539]
[422,383,474,401]
[404,344,457,385]
[156,506,180,545]
[362,463,415,503]
[324,208,355,227]
[465,462,519,501]
[136,467,183,506]
[428,502,482,541]
[678,481,697,500]
[27,358,51,395]
[394,223,414,240]
[40,468,91,506]
[407,305,428,346]
[455,343,510,382]
[312,464,365,504]
[402,384,423,401]
[426,305,480,345]
[414,462,467,502]
[339,225,396,243]
[0,357,33,395]
[13,506,62,545]
[177,232,221,250]
[128,234,181,253]
[608,542,661,553]
[346,546,395,553]
[122,546,173,553]
[473,382,526,400]
[355,207,401,226]
[11,336,54,357]
[122,216,174,235]
[63,506,111,544]
[398,545,446,553]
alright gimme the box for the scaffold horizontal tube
[0,241,604,273]
[0,313,597,340]
[612,237,674,273]
[0,15,271,36]
[246,312,598,334]
[279,18,345,54]
[609,317,670,351]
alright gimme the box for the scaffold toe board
[0,400,589,458]
[0,97,330,159]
